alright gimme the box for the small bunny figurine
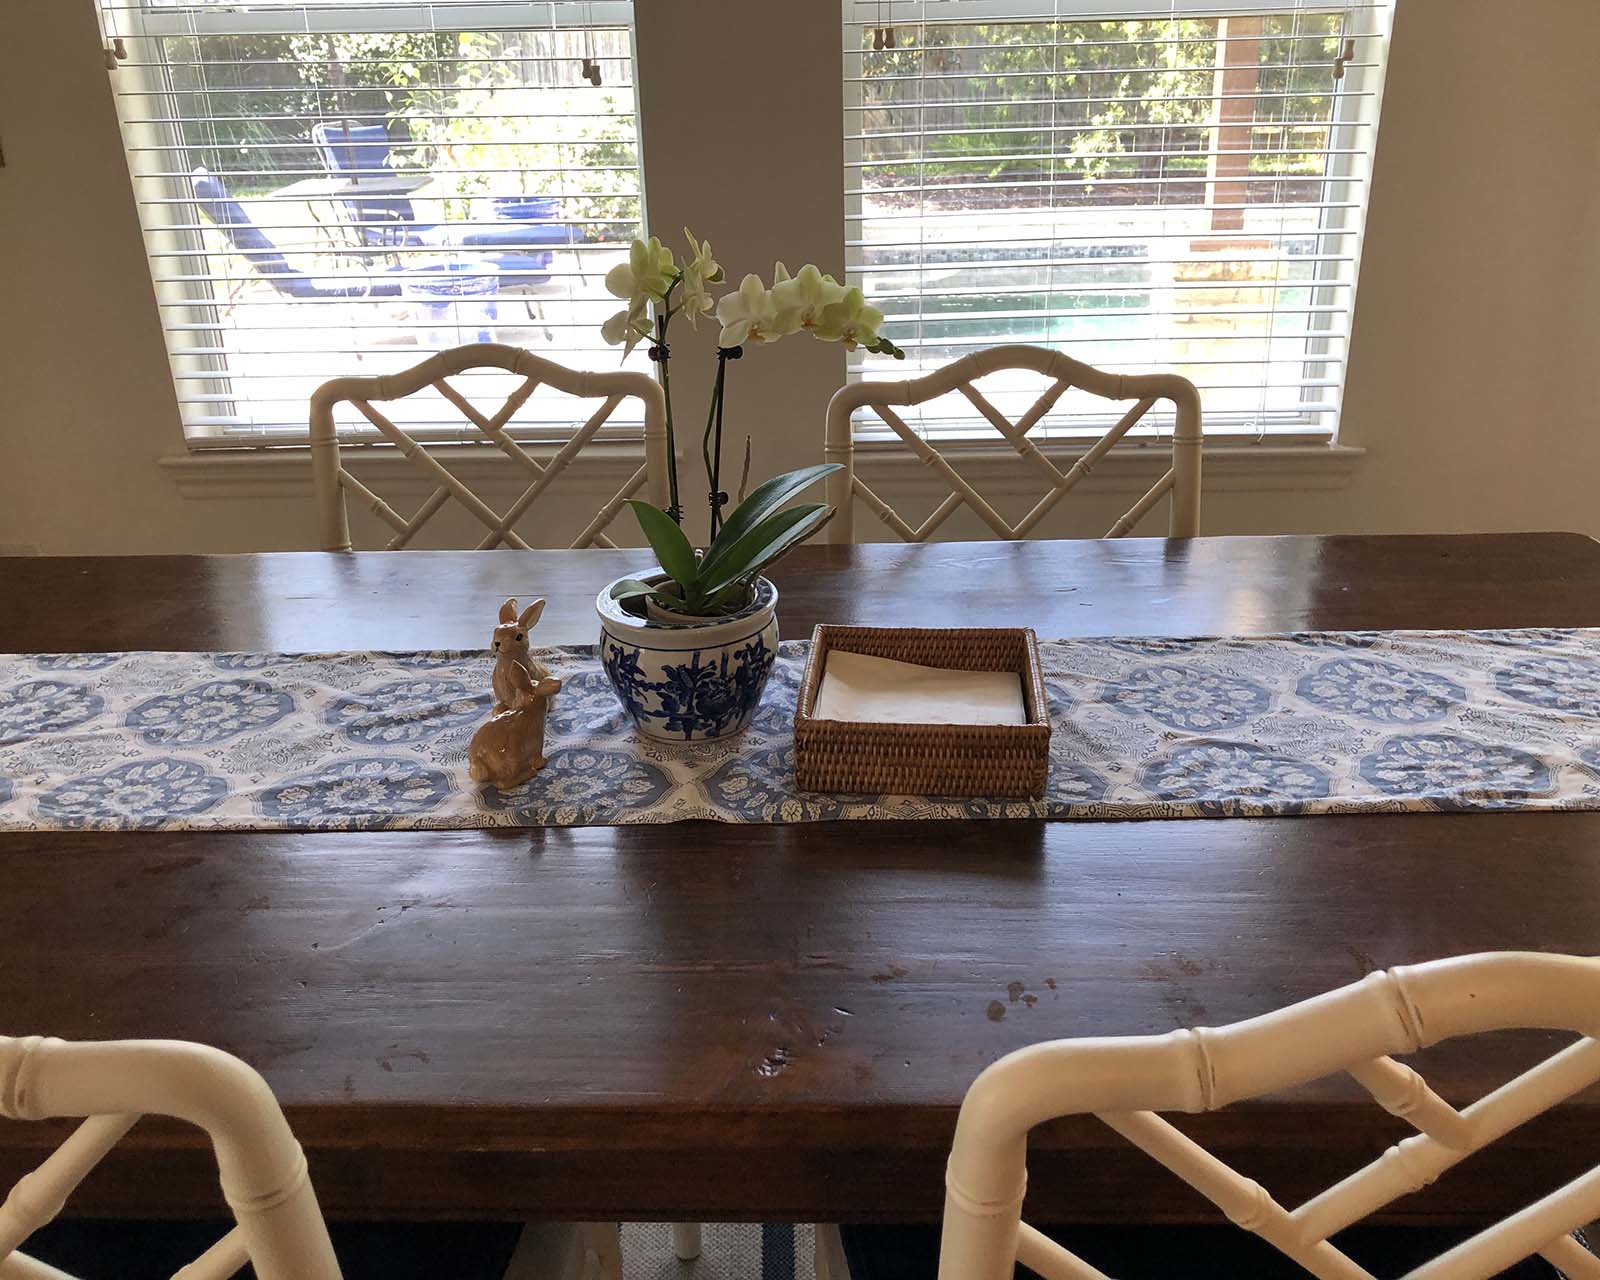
[468,597,562,791]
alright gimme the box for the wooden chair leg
[814,1223,849,1280]
[671,1221,703,1260]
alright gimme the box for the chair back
[311,123,417,247]
[309,343,669,551]
[191,168,296,278]
[939,952,1600,1280]
[0,1036,340,1280]
[825,344,1201,542]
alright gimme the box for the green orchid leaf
[698,503,832,596]
[626,499,699,588]
[699,463,839,584]
[745,506,836,580]
[704,580,755,612]
[610,577,714,616]
[609,577,657,599]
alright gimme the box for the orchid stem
[652,277,683,523]
[703,347,740,541]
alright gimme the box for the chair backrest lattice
[0,1036,340,1280]
[824,345,1202,544]
[309,343,668,552]
[938,952,1600,1280]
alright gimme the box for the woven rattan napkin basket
[793,625,1051,799]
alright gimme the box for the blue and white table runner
[1,628,1598,830]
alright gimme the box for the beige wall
[2,0,1596,555]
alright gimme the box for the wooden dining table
[3,532,1600,1227]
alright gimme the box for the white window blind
[842,0,1391,442]
[101,0,645,446]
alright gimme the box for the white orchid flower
[600,296,652,358]
[814,287,886,351]
[715,273,795,348]
[604,235,676,311]
[678,227,723,329]
[772,263,847,333]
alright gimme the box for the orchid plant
[600,228,904,619]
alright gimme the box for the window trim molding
[160,438,1359,502]
[158,439,651,499]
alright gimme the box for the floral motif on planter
[327,678,488,745]
[597,575,780,743]
[259,757,453,829]
[0,775,12,807]
[38,758,229,828]
[0,680,107,745]
[126,678,295,747]
[1358,733,1552,809]
[1100,664,1270,732]
[482,747,671,823]
[1141,741,1330,815]
[1494,656,1600,718]
[1296,657,1464,725]
[1582,744,1600,777]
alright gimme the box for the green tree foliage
[858,14,1347,208]
[160,25,640,236]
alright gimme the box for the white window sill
[161,439,1361,501]
[159,440,652,500]
[851,438,1363,495]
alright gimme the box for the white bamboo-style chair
[906,951,1600,1280]
[824,344,1202,543]
[0,1035,340,1280]
[309,343,669,552]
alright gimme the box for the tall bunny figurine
[469,597,562,791]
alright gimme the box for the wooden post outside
[1205,16,1263,233]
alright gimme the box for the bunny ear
[517,598,547,631]
[498,598,519,624]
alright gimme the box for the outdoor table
[2,534,1599,1225]
[267,173,432,255]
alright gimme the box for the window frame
[108,0,646,449]
[840,0,1393,448]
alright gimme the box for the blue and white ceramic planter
[596,574,779,743]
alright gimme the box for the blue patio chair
[191,168,403,300]
[190,169,556,302]
[310,123,573,259]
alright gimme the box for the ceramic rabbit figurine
[469,597,562,791]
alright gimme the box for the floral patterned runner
[1,628,1598,830]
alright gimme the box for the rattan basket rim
[794,624,1050,732]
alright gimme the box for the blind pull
[871,26,897,50]
[581,1,602,84]
[1333,37,1356,80]
[103,36,127,70]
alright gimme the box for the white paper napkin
[812,649,1028,725]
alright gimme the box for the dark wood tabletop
[3,533,1600,1227]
